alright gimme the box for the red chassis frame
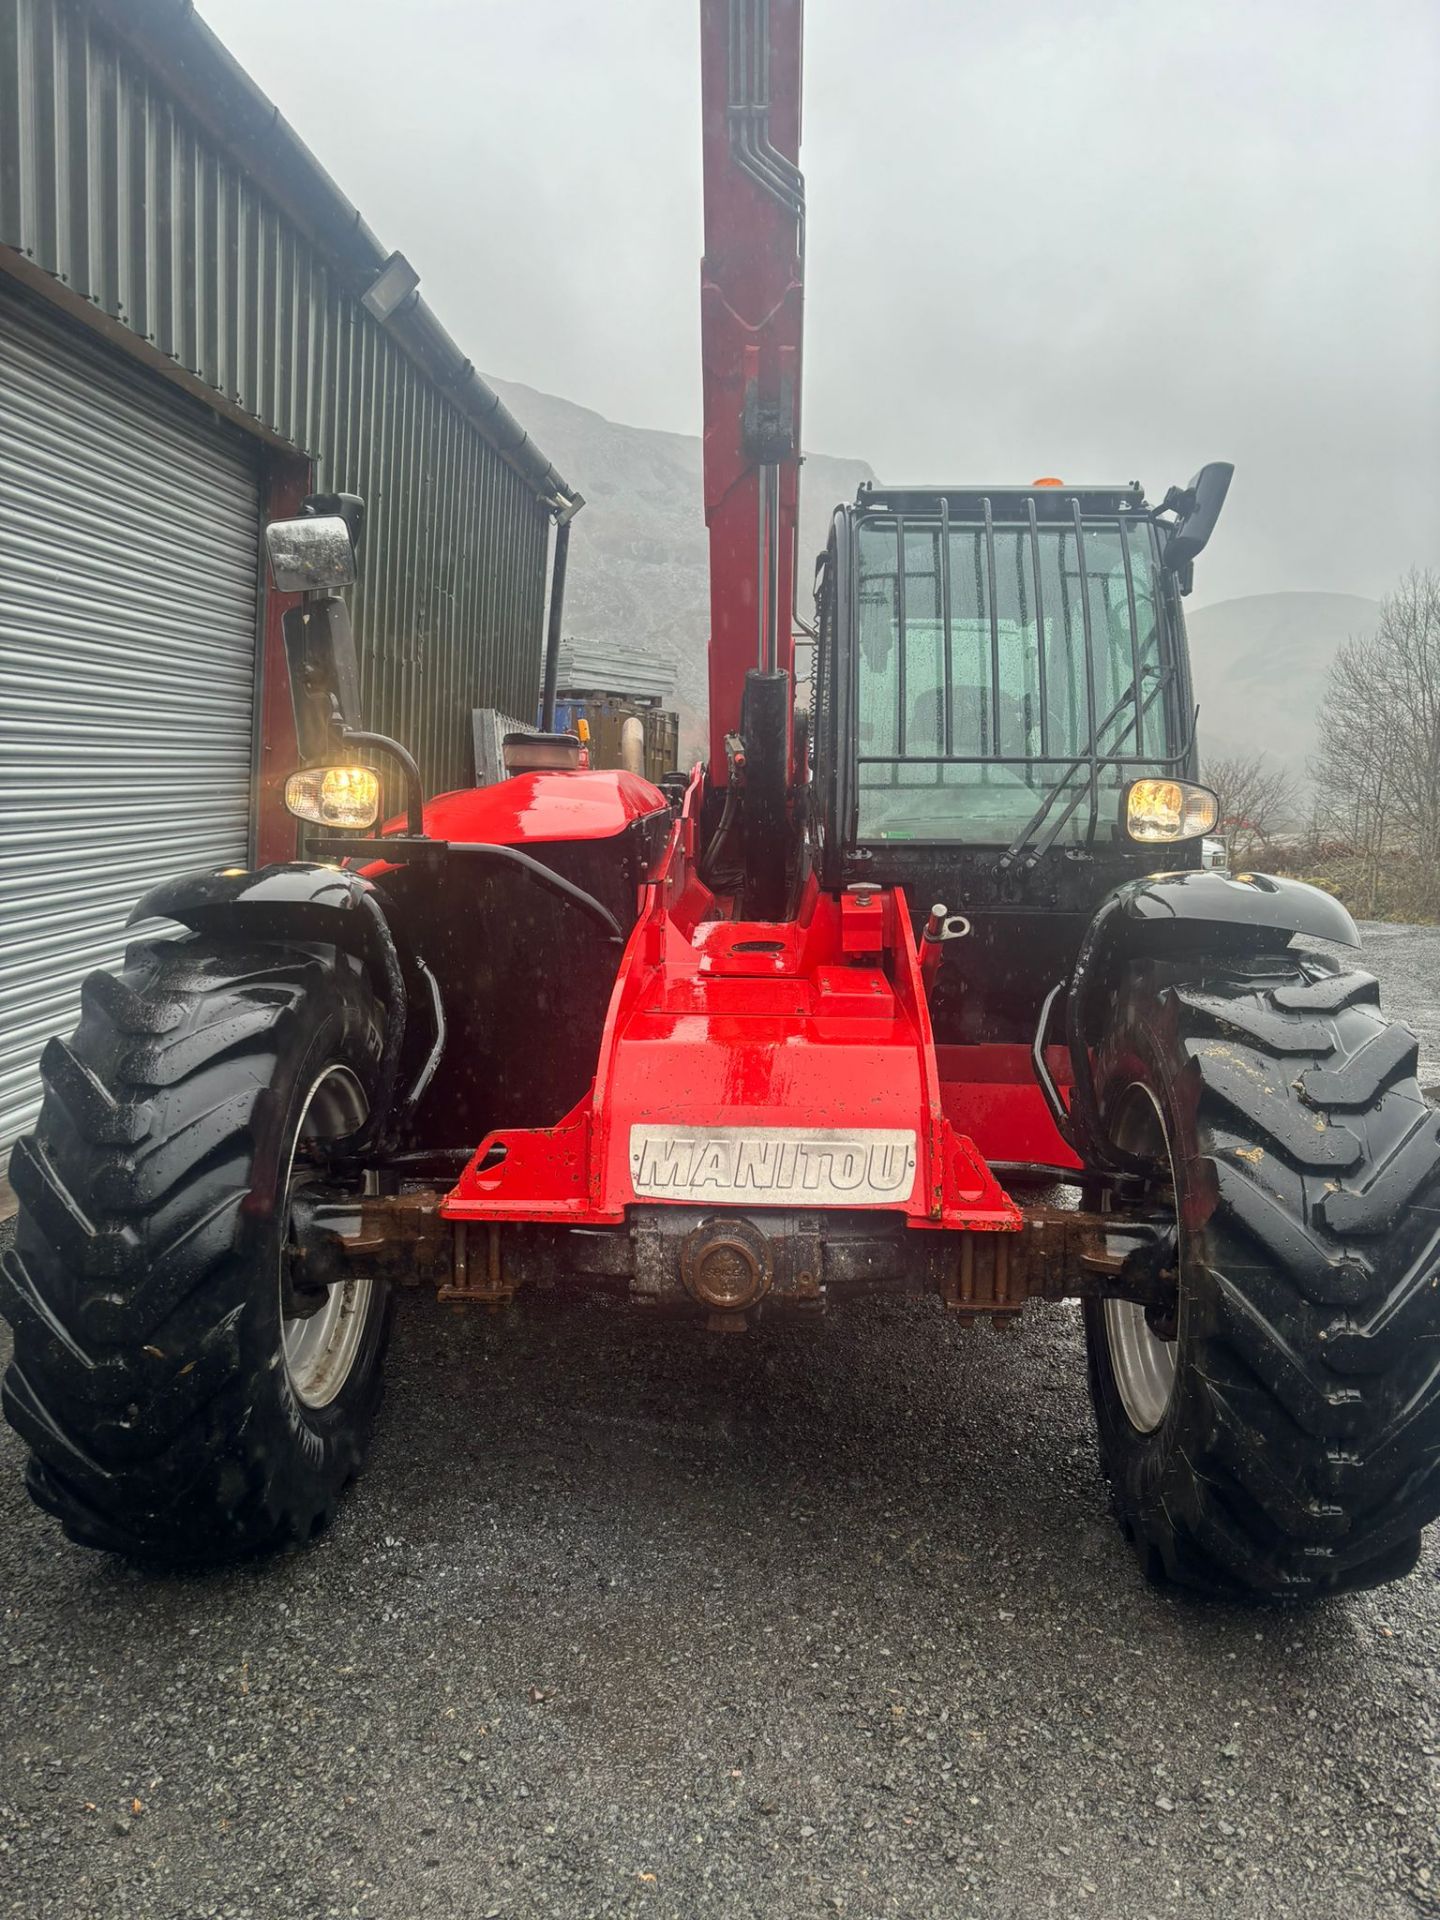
[440,766,1078,1237]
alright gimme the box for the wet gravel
[2,923,1439,1919]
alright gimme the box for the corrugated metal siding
[0,279,259,1153]
[0,0,551,793]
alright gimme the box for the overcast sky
[199,0,1438,609]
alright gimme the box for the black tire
[1083,947,1440,1601]
[1,936,392,1565]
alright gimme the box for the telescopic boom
[699,0,805,787]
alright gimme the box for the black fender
[1082,868,1358,953]
[1062,869,1360,1174]
[129,863,430,1153]
[130,863,410,1004]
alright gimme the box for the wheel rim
[280,1065,374,1410]
[1102,1084,1179,1435]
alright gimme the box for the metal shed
[0,0,578,1163]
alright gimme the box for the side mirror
[267,495,368,757]
[265,514,357,594]
[1162,461,1234,582]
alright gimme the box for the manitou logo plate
[629,1126,918,1205]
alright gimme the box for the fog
[199,0,1439,608]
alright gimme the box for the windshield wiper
[996,667,1175,873]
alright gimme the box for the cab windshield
[853,511,1182,844]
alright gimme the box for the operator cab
[808,474,1228,1044]
[810,478,1224,901]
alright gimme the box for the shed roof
[79,0,579,513]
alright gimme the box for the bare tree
[1308,571,1440,917]
[1310,637,1403,913]
[1204,751,1296,864]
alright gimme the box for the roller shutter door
[0,282,261,1162]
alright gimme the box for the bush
[1275,851,1440,925]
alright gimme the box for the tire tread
[1089,950,1440,1599]
[1,935,386,1564]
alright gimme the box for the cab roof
[856,482,1149,517]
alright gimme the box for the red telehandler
[6,0,1440,1600]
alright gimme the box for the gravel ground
[2,924,1439,1920]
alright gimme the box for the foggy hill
[489,378,874,757]
[1187,592,1382,783]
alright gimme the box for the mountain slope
[1187,591,1382,780]
[490,378,874,756]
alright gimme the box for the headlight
[1123,778,1218,843]
[284,766,381,829]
